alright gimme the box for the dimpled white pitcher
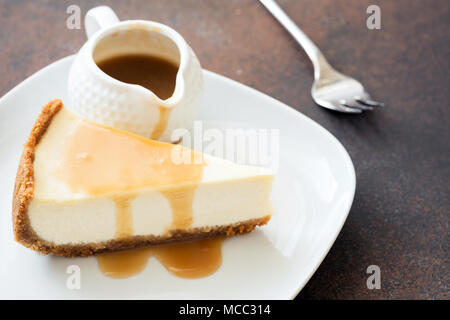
[68,6,203,142]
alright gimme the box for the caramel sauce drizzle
[113,194,135,238]
[55,113,204,234]
[162,185,197,230]
[52,109,218,278]
[150,106,172,140]
[55,117,204,195]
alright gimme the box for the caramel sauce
[96,54,178,100]
[52,109,214,278]
[97,238,224,279]
[162,185,197,230]
[54,110,205,240]
[51,108,215,279]
[113,194,135,238]
[150,106,172,140]
[56,117,204,195]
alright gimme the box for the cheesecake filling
[29,108,273,245]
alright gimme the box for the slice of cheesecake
[13,100,273,257]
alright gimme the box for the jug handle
[85,6,120,39]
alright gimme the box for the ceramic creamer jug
[68,6,203,142]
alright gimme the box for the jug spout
[152,45,203,140]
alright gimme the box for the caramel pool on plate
[97,237,225,279]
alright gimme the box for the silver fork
[259,0,384,113]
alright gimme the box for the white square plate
[0,56,355,299]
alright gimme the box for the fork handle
[259,0,332,79]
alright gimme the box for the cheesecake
[13,100,273,257]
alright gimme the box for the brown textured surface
[12,100,270,257]
[1,0,449,299]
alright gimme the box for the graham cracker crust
[12,100,271,257]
